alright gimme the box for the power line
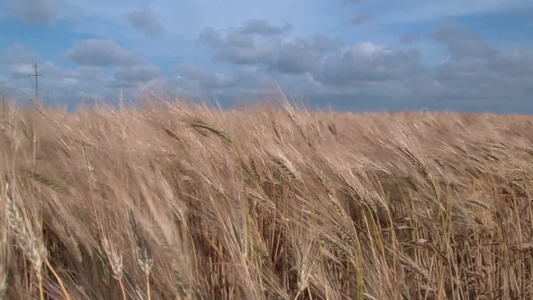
[10,0,34,63]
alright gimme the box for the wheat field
[1,96,533,300]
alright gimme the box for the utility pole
[29,63,42,104]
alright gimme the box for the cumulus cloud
[428,18,493,59]
[2,40,156,109]
[314,42,427,87]
[1,57,142,109]
[198,27,224,47]
[0,44,38,65]
[341,0,365,5]
[38,62,107,89]
[73,66,107,83]
[189,18,533,112]
[413,20,533,111]
[489,47,533,77]
[400,33,420,44]
[199,28,273,65]
[349,13,376,26]
[4,61,120,108]
[239,19,291,36]
[62,78,79,85]
[272,37,338,74]
[199,19,291,46]
[156,64,279,103]
[5,0,80,26]
[218,35,342,72]
[127,6,165,37]
[165,40,430,108]
[111,63,163,87]
[7,0,60,25]
[381,1,528,25]
[432,48,533,108]
[198,21,278,65]
[199,21,343,74]
[9,64,34,78]
[63,39,143,66]
[213,35,275,65]
[173,63,238,92]
[0,76,15,95]
[160,18,533,113]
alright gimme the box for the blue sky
[1,0,533,113]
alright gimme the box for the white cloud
[62,78,79,85]
[239,19,291,36]
[380,0,532,24]
[63,39,144,66]
[110,63,163,88]
[0,44,38,65]
[5,0,81,26]
[127,6,165,37]
[349,12,377,26]
[342,41,390,57]
[9,64,34,77]
[199,22,343,74]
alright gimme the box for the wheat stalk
[102,233,126,300]
[4,184,45,299]
[0,214,8,300]
[129,212,153,300]
[268,150,302,182]
[4,184,71,300]
[188,119,232,143]
[22,170,70,195]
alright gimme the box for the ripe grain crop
[1,96,533,299]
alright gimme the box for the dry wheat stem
[42,255,71,300]
[129,212,153,300]
[0,216,8,299]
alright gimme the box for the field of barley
[1,97,533,300]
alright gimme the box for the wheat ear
[102,233,126,300]
[129,212,153,300]
[4,184,71,300]
[0,214,8,300]
[4,184,45,299]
